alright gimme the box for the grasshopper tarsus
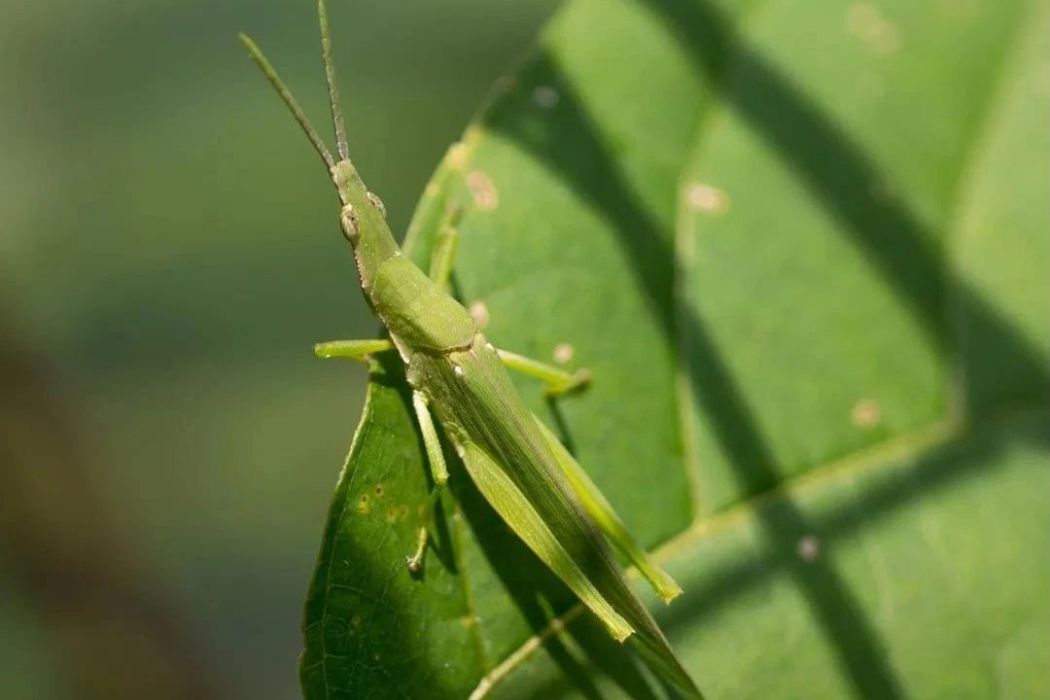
[542,368,592,398]
[406,527,428,576]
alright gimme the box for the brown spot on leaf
[469,301,490,328]
[686,182,730,215]
[356,494,371,515]
[553,343,575,365]
[466,170,499,210]
[852,398,882,428]
[797,535,821,562]
[847,2,902,55]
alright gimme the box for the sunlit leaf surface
[301,0,1049,697]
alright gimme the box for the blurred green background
[0,1,558,697]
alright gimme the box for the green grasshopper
[241,2,701,697]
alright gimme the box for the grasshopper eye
[366,191,387,219]
[340,203,359,242]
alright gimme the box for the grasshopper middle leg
[406,391,448,573]
[498,350,590,397]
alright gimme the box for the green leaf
[300,0,1049,697]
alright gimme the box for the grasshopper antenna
[239,32,336,171]
[317,0,350,161]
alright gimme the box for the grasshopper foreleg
[314,338,393,361]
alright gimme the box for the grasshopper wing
[419,341,702,698]
[532,414,683,603]
[457,438,701,699]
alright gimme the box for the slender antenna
[317,0,350,161]
[239,33,336,170]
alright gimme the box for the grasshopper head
[331,159,399,289]
[332,160,377,244]
[241,0,400,289]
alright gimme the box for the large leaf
[300,0,1049,697]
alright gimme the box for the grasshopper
[241,2,702,697]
